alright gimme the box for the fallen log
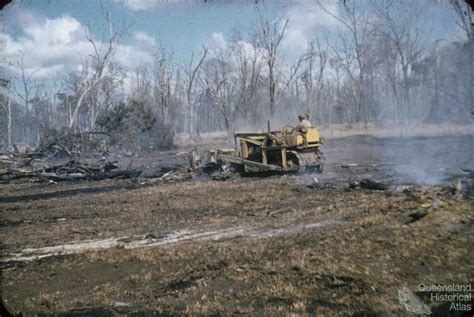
[158,170,175,180]
[87,169,142,180]
[0,168,39,183]
[360,179,388,190]
[341,163,359,168]
[39,172,86,181]
[1,159,141,183]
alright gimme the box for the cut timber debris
[0,159,141,183]
[341,163,359,168]
[138,166,191,184]
[156,169,190,181]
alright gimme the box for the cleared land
[1,134,473,316]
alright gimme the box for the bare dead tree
[254,17,289,116]
[202,48,236,135]
[87,63,124,130]
[451,0,473,40]
[0,33,13,149]
[319,1,379,131]
[68,14,123,131]
[375,1,424,124]
[1,2,471,142]
[378,35,401,122]
[0,79,12,149]
[282,55,305,93]
[153,50,174,126]
[10,50,40,143]
[183,46,208,139]
[301,39,328,123]
[329,56,343,125]
[7,84,12,149]
[301,41,316,118]
[173,67,185,132]
[14,51,39,118]
[276,52,308,121]
[327,29,358,123]
[230,39,263,125]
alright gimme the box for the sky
[0,0,464,85]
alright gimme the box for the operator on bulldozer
[296,114,312,132]
[295,114,312,146]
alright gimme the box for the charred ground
[1,133,473,316]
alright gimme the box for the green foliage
[96,99,174,151]
[95,102,131,132]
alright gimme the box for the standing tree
[202,48,236,135]
[13,50,39,142]
[451,0,473,41]
[301,39,328,123]
[183,47,208,139]
[320,1,378,131]
[87,63,124,131]
[0,78,12,149]
[230,38,263,125]
[254,17,288,116]
[153,50,174,126]
[375,1,424,123]
[68,14,124,131]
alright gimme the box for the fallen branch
[1,159,142,183]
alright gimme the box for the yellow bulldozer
[206,122,324,174]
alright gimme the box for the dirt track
[1,134,473,316]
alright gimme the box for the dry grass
[175,122,474,146]
[318,121,473,139]
[1,133,472,316]
[3,184,472,315]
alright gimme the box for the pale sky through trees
[0,0,461,84]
